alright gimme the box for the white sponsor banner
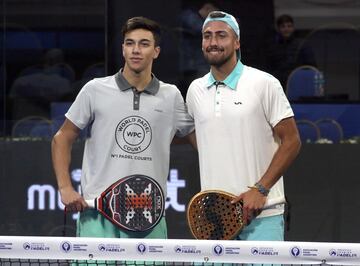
[1,236,360,264]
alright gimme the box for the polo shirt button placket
[133,87,141,110]
[215,85,222,117]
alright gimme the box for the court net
[1,236,360,265]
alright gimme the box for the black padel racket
[187,190,244,240]
[86,175,164,232]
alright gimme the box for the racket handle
[85,199,96,208]
[264,198,285,209]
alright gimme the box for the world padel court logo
[115,116,152,154]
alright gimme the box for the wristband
[248,182,270,196]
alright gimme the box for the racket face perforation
[187,190,244,240]
[99,175,164,232]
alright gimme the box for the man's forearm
[258,134,301,190]
[51,133,74,191]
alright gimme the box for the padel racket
[187,190,244,240]
[85,174,164,232]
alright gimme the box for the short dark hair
[276,14,294,27]
[121,16,162,46]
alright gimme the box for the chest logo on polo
[115,115,152,154]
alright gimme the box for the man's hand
[232,189,266,225]
[59,186,88,212]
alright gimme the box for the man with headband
[186,11,301,241]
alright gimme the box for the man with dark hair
[276,14,294,40]
[186,11,301,242]
[52,16,194,239]
[121,16,162,46]
[267,14,317,89]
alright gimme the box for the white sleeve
[174,88,195,137]
[65,80,95,130]
[185,82,195,119]
[262,76,294,128]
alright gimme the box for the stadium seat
[315,118,344,143]
[296,119,320,143]
[286,65,323,101]
[12,116,52,139]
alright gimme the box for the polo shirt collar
[207,60,244,90]
[115,69,160,95]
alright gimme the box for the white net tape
[1,236,360,265]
